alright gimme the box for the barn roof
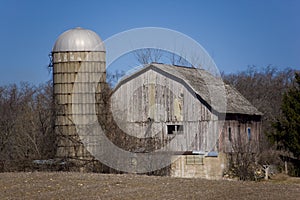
[114,63,262,116]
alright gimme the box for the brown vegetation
[0,172,299,200]
[0,82,56,172]
[222,66,299,176]
[0,64,299,179]
[222,66,295,138]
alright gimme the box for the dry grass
[0,172,299,200]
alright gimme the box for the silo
[52,27,106,165]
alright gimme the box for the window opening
[247,127,251,141]
[228,127,232,142]
[186,155,203,165]
[167,125,183,134]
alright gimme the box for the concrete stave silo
[52,27,106,168]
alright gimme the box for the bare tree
[169,52,191,67]
[223,66,295,123]
[134,48,163,65]
[226,141,259,181]
[134,48,202,71]
[222,66,297,177]
[0,82,56,171]
[106,70,125,88]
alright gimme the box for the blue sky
[0,0,299,85]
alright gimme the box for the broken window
[167,125,183,134]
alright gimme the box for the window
[186,155,203,165]
[237,125,241,145]
[228,127,232,142]
[247,127,251,141]
[167,125,183,134]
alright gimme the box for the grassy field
[0,172,299,200]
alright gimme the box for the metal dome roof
[52,27,105,52]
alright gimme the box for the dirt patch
[269,173,300,184]
[0,172,299,200]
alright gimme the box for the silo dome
[52,27,104,52]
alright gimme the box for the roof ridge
[151,62,198,70]
[113,63,262,116]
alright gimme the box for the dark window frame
[247,127,251,141]
[228,127,232,142]
[167,124,183,135]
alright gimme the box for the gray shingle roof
[115,63,262,116]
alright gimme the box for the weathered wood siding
[112,68,219,152]
[219,117,261,153]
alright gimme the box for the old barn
[52,28,262,179]
[111,63,262,179]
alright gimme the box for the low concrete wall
[170,153,226,179]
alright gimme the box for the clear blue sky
[0,0,299,85]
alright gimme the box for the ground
[0,172,299,199]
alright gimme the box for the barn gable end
[112,63,262,179]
